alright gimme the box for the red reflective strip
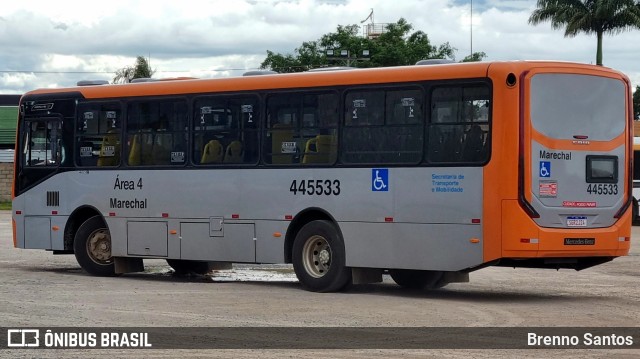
[52,210,58,215]
[384,217,393,222]
[162,213,169,218]
[109,212,116,217]
[520,238,530,243]
[231,214,240,219]
[471,218,481,224]
[15,210,21,215]
[284,215,293,220]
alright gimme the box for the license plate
[566,216,587,227]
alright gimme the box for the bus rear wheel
[73,216,115,276]
[389,269,444,290]
[292,220,351,292]
[166,259,214,275]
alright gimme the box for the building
[0,95,19,202]
[0,95,20,149]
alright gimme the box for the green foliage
[260,42,325,73]
[634,85,640,120]
[260,18,463,73]
[462,52,487,63]
[529,0,640,66]
[113,56,156,83]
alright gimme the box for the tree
[260,42,325,73]
[368,18,454,67]
[634,85,640,120]
[529,0,640,66]
[260,18,463,73]
[113,56,155,83]
[462,52,487,62]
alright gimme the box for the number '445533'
[586,183,617,195]
[290,179,340,196]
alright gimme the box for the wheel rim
[86,228,113,265]
[302,235,332,278]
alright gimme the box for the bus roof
[21,61,627,100]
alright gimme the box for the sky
[0,0,639,94]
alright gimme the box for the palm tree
[529,0,640,66]
[113,56,155,83]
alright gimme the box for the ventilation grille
[46,191,60,207]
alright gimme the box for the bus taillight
[12,218,17,248]
[520,238,539,244]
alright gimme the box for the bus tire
[166,259,214,275]
[389,269,444,290]
[292,220,351,292]
[73,216,115,276]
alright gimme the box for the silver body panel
[13,166,484,271]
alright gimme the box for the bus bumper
[500,200,631,261]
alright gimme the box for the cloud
[0,0,639,94]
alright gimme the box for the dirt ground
[0,211,638,358]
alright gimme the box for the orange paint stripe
[25,62,494,99]
[530,128,626,152]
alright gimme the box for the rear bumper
[500,199,631,260]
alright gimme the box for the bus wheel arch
[633,198,639,225]
[73,214,115,276]
[64,206,103,251]
[284,208,339,263]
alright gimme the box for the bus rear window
[586,155,618,183]
[530,74,625,141]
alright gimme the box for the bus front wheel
[389,269,444,290]
[292,220,351,292]
[73,216,115,276]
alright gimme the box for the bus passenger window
[76,103,122,167]
[342,88,423,164]
[428,85,490,164]
[193,96,259,165]
[265,92,338,165]
[127,100,187,166]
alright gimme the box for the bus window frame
[263,89,340,166]
[74,100,125,168]
[192,93,261,167]
[21,116,64,168]
[341,84,425,166]
[425,80,493,167]
[125,96,190,168]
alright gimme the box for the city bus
[12,61,633,292]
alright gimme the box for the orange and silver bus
[12,61,633,292]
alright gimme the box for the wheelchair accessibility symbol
[539,161,551,177]
[372,169,389,191]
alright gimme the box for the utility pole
[470,0,473,57]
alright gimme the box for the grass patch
[0,202,11,210]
